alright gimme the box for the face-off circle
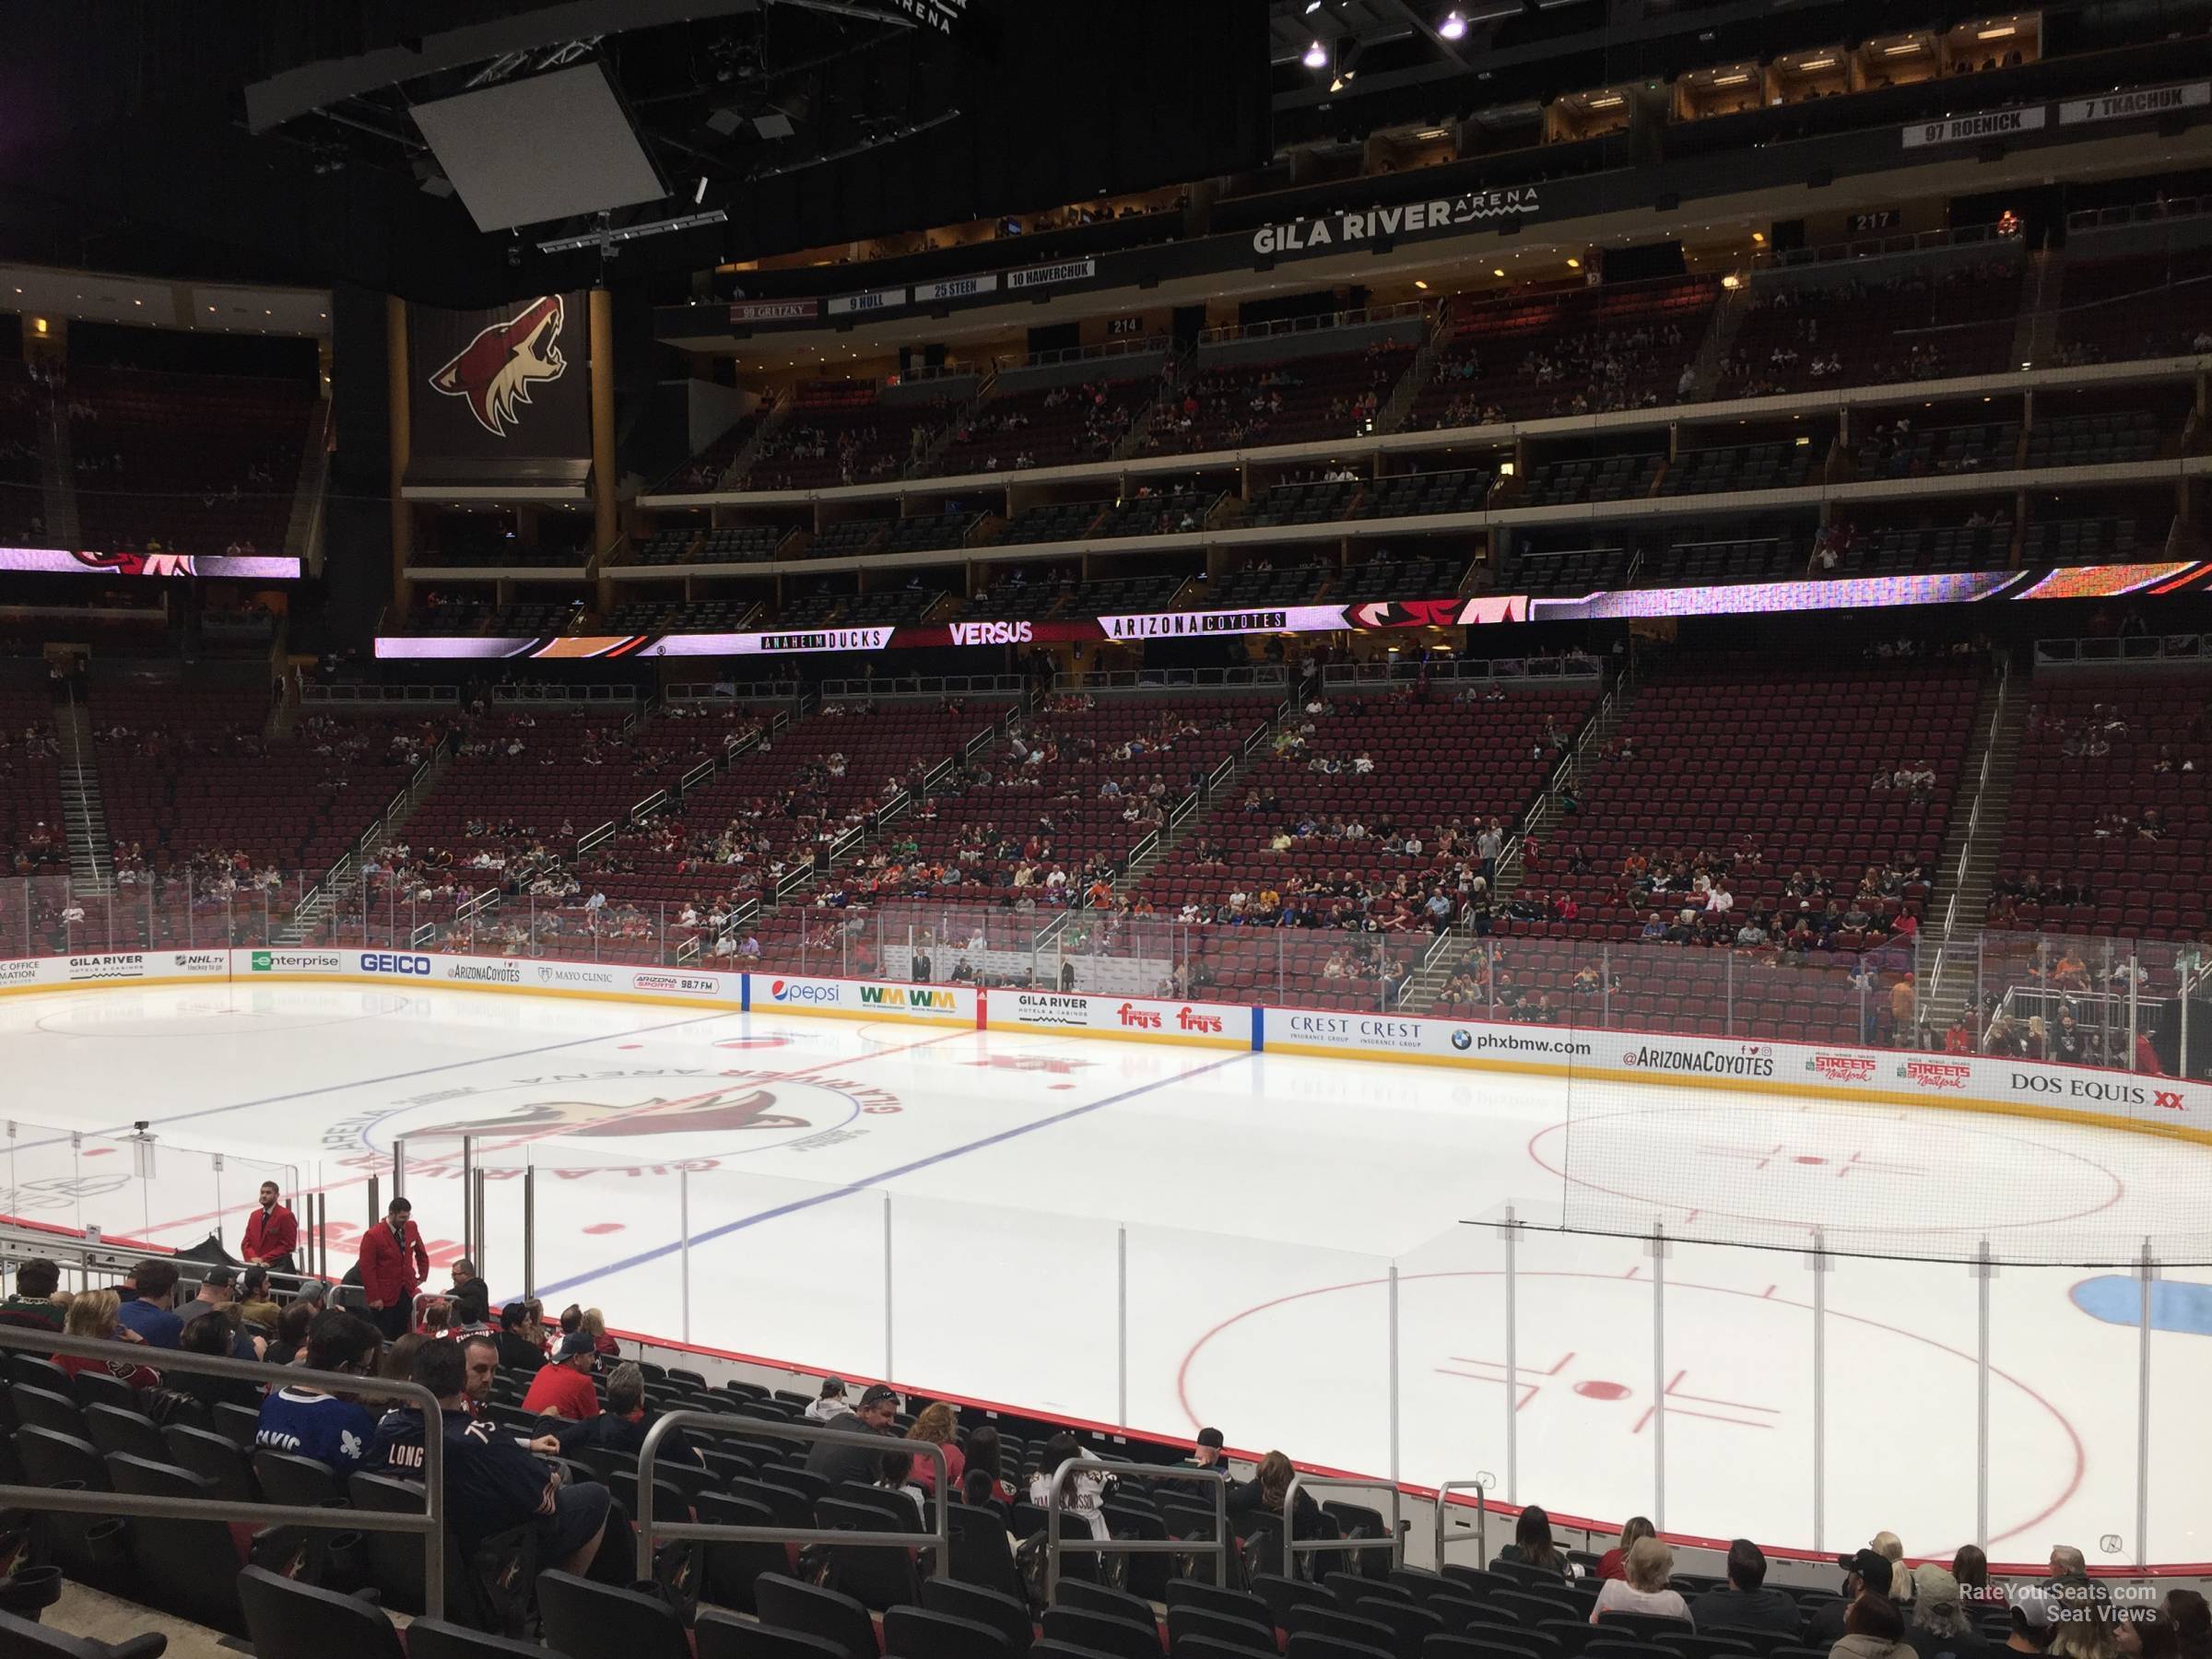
[1527,1100,2124,1239]
[1177,1267,2083,1551]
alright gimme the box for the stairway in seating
[279,401,331,569]
[1682,280,1748,403]
[1400,669,1641,1014]
[1107,688,1295,900]
[36,391,79,547]
[2015,248,2064,373]
[1917,651,2030,1033]
[273,739,455,947]
[1375,331,1438,434]
[722,397,788,489]
[53,691,111,896]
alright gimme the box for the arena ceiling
[0,1,1270,308]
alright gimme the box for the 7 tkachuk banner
[375,560,2212,659]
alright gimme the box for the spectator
[1816,1553,1897,1647]
[238,1266,282,1333]
[53,1288,159,1391]
[1876,1532,1917,1608]
[804,1381,900,1485]
[1593,1536,1689,1624]
[370,1335,607,1578]
[805,1376,849,1423]
[1953,1547,1993,1610]
[521,1332,602,1421]
[116,1259,183,1349]
[1227,1447,1322,1546]
[2116,1611,2178,1659]
[877,1448,930,1524]
[2052,1598,2120,1659]
[2049,1547,2090,1594]
[1911,1567,1991,1659]
[380,1332,426,1384]
[358,1196,429,1342]
[267,1299,316,1368]
[1180,1425,1231,1486]
[497,1301,547,1373]
[1496,1504,1574,1580]
[1690,1538,1801,1634]
[1596,1514,1655,1582]
[443,1258,481,1302]
[176,1309,265,1411]
[241,1181,300,1272]
[961,1424,1013,1505]
[451,1281,495,1340]
[905,1401,965,1495]
[0,1258,65,1335]
[2010,1590,2059,1657]
[554,1361,701,1467]
[1035,1430,1112,1541]
[2166,1593,2211,1659]
[254,1308,382,1479]
[1837,1590,1916,1659]
[581,1307,618,1359]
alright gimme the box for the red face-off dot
[1573,1379,1632,1401]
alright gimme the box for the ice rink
[2,979,2206,1565]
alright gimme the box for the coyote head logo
[428,295,568,438]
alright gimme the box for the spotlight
[695,176,709,205]
[1302,39,1327,68]
[1439,9,1468,39]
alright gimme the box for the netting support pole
[679,1169,691,1344]
[1808,1229,1830,1553]
[1116,1224,1128,1430]
[1972,1238,1994,1550]
[2136,1237,2155,1567]
[2127,956,2140,1071]
[1649,1220,1668,1533]
[883,1189,895,1382]
[522,1165,535,1300]
[1387,1262,1402,1510]
[1501,1206,1519,1503]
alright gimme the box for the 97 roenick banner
[407,292,592,461]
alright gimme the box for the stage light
[1439,10,1468,39]
[1302,40,1327,68]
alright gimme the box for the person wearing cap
[358,1196,429,1343]
[241,1181,300,1274]
[1690,1539,1802,1636]
[1815,1552,1898,1648]
[805,1377,849,1423]
[496,1301,547,1373]
[2009,1589,2060,1656]
[520,1332,602,1421]
[1836,1587,1917,1659]
[1911,1566,1992,1659]
[804,1382,900,1488]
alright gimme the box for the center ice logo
[350,1066,904,1171]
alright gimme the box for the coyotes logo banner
[408,291,590,461]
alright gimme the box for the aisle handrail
[1044,1457,1230,1600]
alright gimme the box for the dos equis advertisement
[408,292,591,461]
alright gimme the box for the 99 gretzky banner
[408,292,591,461]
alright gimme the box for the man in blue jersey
[365,1336,608,1577]
[253,1308,382,1479]
[115,1260,183,1348]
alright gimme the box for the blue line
[11,1004,748,1153]
[533,1048,1253,1297]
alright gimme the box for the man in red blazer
[357,1195,429,1340]
[241,1181,300,1274]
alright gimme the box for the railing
[2065,194,2212,235]
[1044,1459,1230,1600]
[0,1323,448,1619]
[489,683,639,707]
[1196,300,1428,348]
[1320,653,1603,688]
[1758,220,2016,270]
[1006,335,1171,372]
[665,681,803,705]
[818,674,1028,700]
[1054,665,1290,695]
[576,818,618,858]
[1928,655,2010,995]
[300,684,460,708]
[635,1414,947,1585]
[1283,1472,1405,1576]
[1434,1475,1497,1572]
[2034,631,2209,667]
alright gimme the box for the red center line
[135,1023,976,1239]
